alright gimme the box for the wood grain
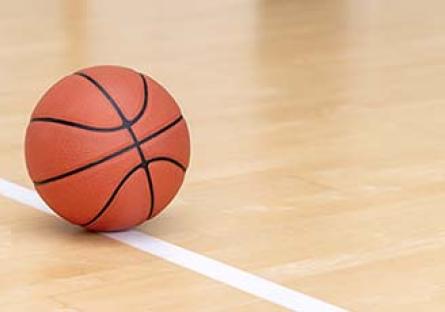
[1,0,445,310]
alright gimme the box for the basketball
[24,65,190,231]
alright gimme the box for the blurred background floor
[1,0,445,310]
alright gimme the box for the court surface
[1,1,445,311]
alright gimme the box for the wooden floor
[1,0,445,310]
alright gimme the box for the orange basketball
[25,65,190,231]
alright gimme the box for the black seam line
[31,117,125,132]
[127,125,154,218]
[80,164,143,226]
[30,73,149,132]
[81,157,186,226]
[128,127,146,162]
[148,157,187,172]
[127,115,154,218]
[34,143,136,185]
[77,71,155,220]
[145,156,187,219]
[143,165,155,219]
[131,74,149,124]
[75,72,129,123]
[32,116,184,185]
[139,115,183,145]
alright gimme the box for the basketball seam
[76,71,155,221]
[33,115,184,185]
[81,157,185,226]
[30,117,124,132]
[30,73,149,132]
[80,164,143,226]
[75,72,129,122]
[127,123,154,219]
[74,72,188,224]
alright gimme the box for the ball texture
[25,65,190,231]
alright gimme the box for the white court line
[0,178,346,312]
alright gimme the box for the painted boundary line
[0,178,346,312]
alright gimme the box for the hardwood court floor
[1,0,445,311]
